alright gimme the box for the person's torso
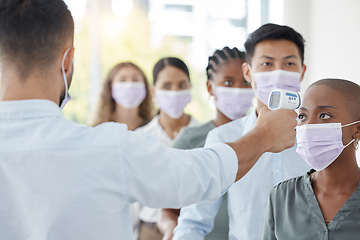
[0,100,134,240]
[270,175,360,240]
[207,111,311,239]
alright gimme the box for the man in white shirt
[174,24,311,239]
[0,1,298,239]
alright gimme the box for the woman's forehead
[303,85,348,109]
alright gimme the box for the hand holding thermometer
[268,89,301,110]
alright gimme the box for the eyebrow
[260,56,275,60]
[317,105,337,110]
[284,55,298,59]
[300,105,337,111]
[259,55,299,60]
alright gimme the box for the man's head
[0,0,74,105]
[242,23,307,108]
[244,23,305,65]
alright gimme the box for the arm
[157,208,180,240]
[227,107,297,181]
[122,107,297,207]
[173,196,224,240]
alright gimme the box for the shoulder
[45,118,129,151]
[270,175,307,199]
[83,121,129,146]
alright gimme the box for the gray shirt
[262,170,360,240]
[172,121,216,149]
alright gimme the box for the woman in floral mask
[90,62,154,130]
[262,78,360,240]
[132,57,199,240]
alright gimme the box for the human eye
[261,62,272,66]
[163,83,171,90]
[285,62,296,66]
[224,80,234,87]
[179,82,187,89]
[319,113,332,120]
[133,77,142,82]
[298,113,307,122]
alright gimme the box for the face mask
[60,48,72,109]
[111,82,146,109]
[250,68,301,105]
[156,89,191,119]
[213,86,254,120]
[296,120,360,171]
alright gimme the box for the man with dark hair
[174,23,310,240]
[244,23,305,65]
[0,2,299,239]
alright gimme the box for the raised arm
[121,107,297,208]
[227,107,297,181]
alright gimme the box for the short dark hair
[244,23,305,65]
[153,57,190,85]
[0,0,74,79]
[206,46,246,80]
[309,78,360,120]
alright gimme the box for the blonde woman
[90,62,154,130]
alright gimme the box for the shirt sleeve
[173,196,223,239]
[262,190,276,240]
[120,129,238,208]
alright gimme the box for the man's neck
[0,70,60,104]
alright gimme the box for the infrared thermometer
[268,89,301,110]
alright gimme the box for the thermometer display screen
[269,92,281,107]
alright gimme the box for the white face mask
[60,48,72,109]
[156,89,192,119]
[296,120,360,171]
[211,83,254,120]
[249,66,301,105]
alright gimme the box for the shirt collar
[0,99,64,119]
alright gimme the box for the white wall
[282,0,360,88]
[280,0,360,163]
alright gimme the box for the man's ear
[242,62,253,84]
[206,80,214,96]
[299,64,307,82]
[62,47,75,76]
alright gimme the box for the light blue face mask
[60,48,72,109]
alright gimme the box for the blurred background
[62,0,360,158]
